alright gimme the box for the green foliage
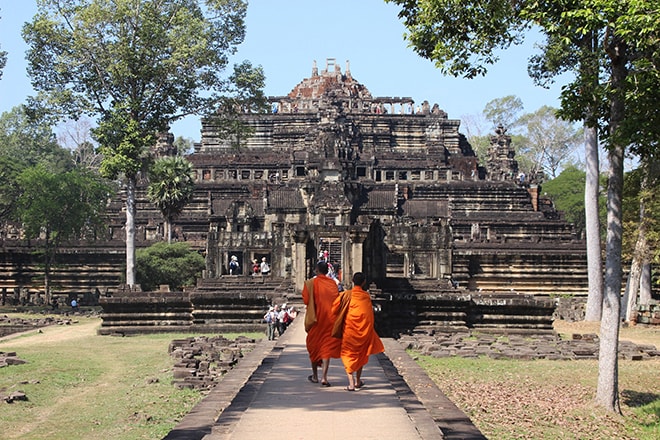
[0,106,75,220]
[23,0,249,177]
[211,61,268,149]
[174,136,195,155]
[15,164,112,242]
[136,242,205,291]
[23,0,249,284]
[147,156,195,241]
[542,166,588,236]
[387,0,529,79]
[0,105,71,172]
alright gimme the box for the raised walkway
[164,314,486,440]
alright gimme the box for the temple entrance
[317,237,343,282]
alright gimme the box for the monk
[332,272,384,391]
[302,260,341,386]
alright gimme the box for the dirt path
[554,319,660,347]
[0,318,100,346]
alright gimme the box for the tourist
[260,257,270,276]
[70,298,79,312]
[277,305,289,335]
[302,260,341,386]
[252,259,260,276]
[332,272,384,391]
[229,255,240,275]
[264,306,277,340]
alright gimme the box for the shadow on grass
[621,389,660,409]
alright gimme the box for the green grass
[0,316,262,439]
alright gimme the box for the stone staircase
[98,277,298,335]
[373,278,556,337]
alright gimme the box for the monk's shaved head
[316,261,329,275]
[352,272,366,287]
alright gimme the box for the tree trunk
[125,177,136,287]
[596,40,626,413]
[596,141,623,413]
[166,218,172,243]
[638,160,658,306]
[623,258,641,321]
[44,229,52,305]
[584,124,603,321]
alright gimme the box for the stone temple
[1,58,590,334]
[179,58,588,291]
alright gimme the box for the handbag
[331,289,352,338]
[304,279,317,332]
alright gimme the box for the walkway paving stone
[164,314,485,440]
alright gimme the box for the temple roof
[287,58,372,101]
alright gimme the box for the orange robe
[302,274,341,363]
[333,286,384,374]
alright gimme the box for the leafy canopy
[136,241,205,291]
[15,164,113,243]
[23,0,249,178]
[147,155,195,225]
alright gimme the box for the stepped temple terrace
[1,58,597,335]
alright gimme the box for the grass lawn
[0,315,262,439]
[2,313,658,439]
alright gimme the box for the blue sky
[0,0,571,142]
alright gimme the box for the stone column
[349,229,369,279]
[292,229,309,290]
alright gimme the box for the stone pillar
[528,185,539,211]
[349,229,368,281]
[292,229,309,290]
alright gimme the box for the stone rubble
[168,335,258,391]
[398,330,659,361]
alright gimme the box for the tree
[57,117,104,171]
[542,166,587,237]
[174,136,196,156]
[15,164,112,301]
[386,0,660,413]
[146,156,195,243]
[483,95,524,132]
[622,160,660,319]
[0,12,6,80]
[212,60,269,149]
[517,106,582,179]
[0,106,72,220]
[136,241,205,291]
[23,0,250,286]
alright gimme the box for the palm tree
[147,156,195,243]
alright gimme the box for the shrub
[136,242,205,291]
